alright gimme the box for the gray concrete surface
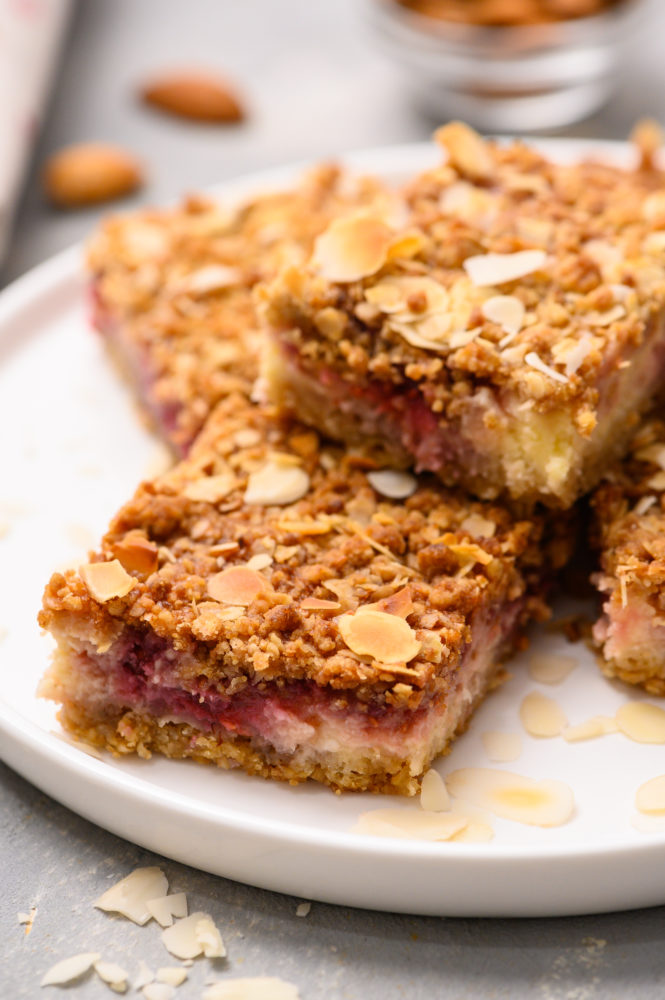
[3,0,665,995]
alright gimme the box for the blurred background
[1,0,663,285]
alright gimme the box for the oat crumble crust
[591,417,665,694]
[88,165,393,453]
[262,123,665,506]
[39,393,570,792]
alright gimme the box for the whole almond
[43,143,143,208]
[141,71,245,123]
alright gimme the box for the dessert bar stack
[39,123,665,794]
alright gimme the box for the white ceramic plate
[2,138,665,918]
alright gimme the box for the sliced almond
[369,586,414,619]
[161,912,224,960]
[520,692,567,738]
[244,553,273,572]
[146,893,188,928]
[365,275,448,316]
[616,701,665,743]
[156,968,188,987]
[299,597,341,611]
[634,495,657,517]
[142,985,174,1000]
[177,265,240,296]
[482,731,522,763]
[585,304,625,327]
[142,71,244,123]
[81,560,135,602]
[202,978,300,1000]
[420,769,450,812]
[434,121,493,181]
[528,652,578,685]
[94,867,168,925]
[459,513,496,538]
[525,351,568,385]
[244,461,310,506]
[563,716,618,742]
[481,295,525,336]
[183,472,236,503]
[446,540,493,567]
[636,774,665,814]
[463,250,547,288]
[313,215,393,283]
[207,567,268,605]
[43,143,142,207]
[95,960,129,991]
[446,768,574,827]
[41,953,101,987]
[338,609,421,664]
[112,534,159,575]
[354,808,467,841]
[367,469,418,499]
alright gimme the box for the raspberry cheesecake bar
[39,394,569,794]
[89,165,392,454]
[591,417,665,695]
[262,122,665,508]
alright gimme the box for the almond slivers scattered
[183,472,237,503]
[80,560,135,602]
[299,597,341,611]
[94,867,168,925]
[314,214,394,283]
[146,893,188,928]
[94,960,129,990]
[244,460,310,506]
[562,716,617,743]
[446,768,574,827]
[528,652,578,685]
[420,769,450,812]
[338,609,420,664]
[520,692,567,738]
[354,808,467,841]
[367,468,417,499]
[202,978,301,1000]
[161,911,225,960]
[435,121,493,181]
[615,701,665,743]
[481,295,525,336]
[208,566,269,606]
[464,250,547,288]
[41,952,101,987]
[635,774,665,815]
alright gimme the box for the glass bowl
[366,0,649,131]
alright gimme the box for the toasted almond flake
[420,769,450,812]
[648,470,665,490]
[277,517,333,535]
[95,960,129,991]
[636,775,665,814]
[528,652,578,685]
[524,351,568,385]
[446,541,493,567]
[183,473,236,503]
[299,597,341,611]
[112,533,159,575]
[41,953,101,987]
[313,214,393,283]
[563,716,618,743]
[459,513,495,538]
[156,968,188,987]
[178,264,240,296]
[520,692,567,738]
[134,961,155,990]
[367,586,414,619]
[635,443,665,469]
[234,428,262,448]
[244,461,310,506]
[80,560,135,602]
[586,304,626,327]
[559,332,594,377]
[616,701,665,743]
[295,902,311,918]
[435,122,493,181]
[94,867,168,925]
[208,567,268,605]
[634,495,657,516]
[161,911,218,960]
[195,915,226,958]
[244,553,273,572]
[481,295,525,336]
[338,609,421,664]
[385,229,426,261]
[143,985,174,1000]
[202,978,301,1000]
[145,893,188,928]
[354,808,467,841]
[482,731,522,763]
[367,469,418,499]
[365,275,448,316]
[446,769,574,827]
[464,250,547,287]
